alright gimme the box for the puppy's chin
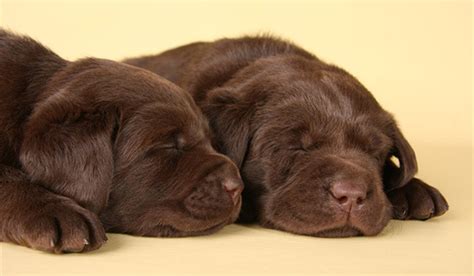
[259,190,391,238]
[145,221,228,237]
[129,195,243,238]
[164,197,242,237]
[260,212,390,238]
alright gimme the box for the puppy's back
[124,36,317,97]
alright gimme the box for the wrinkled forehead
[278,80,378,112]
[253,86,394,148]
[252,104,394,163]
[142,101,202,122]
[259,97,385,129]
[113,63,202,110]
[258,107,385,140]
[122,102,210,146]
[256,65,390,123]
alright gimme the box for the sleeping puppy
[0,30,243,253]
[125,36,448,237]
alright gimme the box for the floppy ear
[200,87,255,168]
[20,92,119,213]
[383,123,418,192]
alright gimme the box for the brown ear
[20,93,118,213]
[200,87,254,168]
[383,124,418,191]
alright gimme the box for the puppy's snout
[330,180,368,212]
[205,155,243,205]
[222,179,243,205]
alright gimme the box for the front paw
[387,178,448,220]
[8,197,107,253]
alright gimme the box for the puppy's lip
[278,207,380,237]
[261,215,364,237]
[165,200,241,235]
[314,226,362,238]
[148,221,228,237]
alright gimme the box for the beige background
[0,0,472,275]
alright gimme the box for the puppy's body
[125,36,448,237]
[0,30,243,253]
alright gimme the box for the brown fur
[0,30,243,253]
[125,35,448,237]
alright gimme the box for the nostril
[223,179,241,192]
[222,179,243,205]
[337,196,349,205]
[330,181,368,208]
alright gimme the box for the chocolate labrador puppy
[125,36,448,237]
[0,30,243,253]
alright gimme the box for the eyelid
[142,143,178,159]
[160,143,178,149]
[288,138,324,152]
[288,145,309,152]
[365,133,391,153]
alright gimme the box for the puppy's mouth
[150,221,229,237]
[287,210,364,237]
[150,196,242,238]
[294,211,364,237]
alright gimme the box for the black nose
[222,179,243,205]
[330,181,367,212]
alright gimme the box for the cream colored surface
[0,0,472,275]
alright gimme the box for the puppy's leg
[0,164,107,253]
[388,178,448,220]
[20,100,118,214]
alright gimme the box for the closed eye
[142,143,180,159]
[288,141,323,153]
[365,135,392,159]
[288,146,308,152]
[143,137,205,159]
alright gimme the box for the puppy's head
[21,59,243,237]
[202,56,417,237]
[104,99,243,237]
[97,67,244,237]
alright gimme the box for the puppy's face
[100,85,243,237]
[18,59,244,239]
[247,106,394,237]
[204,57,416,237]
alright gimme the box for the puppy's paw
[387,178,448,220]
[10,197,107,253]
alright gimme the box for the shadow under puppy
[125,35,448,237]
[0,30,243,253]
